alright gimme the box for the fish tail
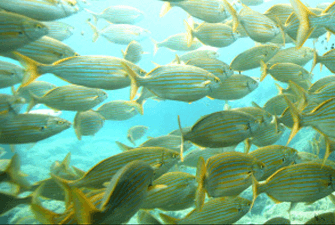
[159,213,178,224]
[223,0,239,32]
[260,60,268,81]
[311,49,321,73]
[184,20,194,48]
[160,2,171,17]
[151,38,159,56]
[121,62,141,100]
[12,52,43,88]
[274,16,286,47]
[50,173,74,209]
[288,81,308,108]
[131,100,144,115]
[289,0,316,49]
[6,154,31,192]
[26,91,41,112]
[84,8,99,25]
[87,21,100,42]
[74,112,82,140]
[177,115,184,162]
[244,138,251,154]
[195,156,206,211]
[251,174,263,212]
[115,141,134,151]
[283,95,302,145]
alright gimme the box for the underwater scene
[2,0,335,224]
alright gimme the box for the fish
[96,100,143,121]
[295,152,319,164]
[264,4,293,25]
[0,94,25,116]
[0,191,32,216]
[0,11,48,52]
[15,54,146,89]
[263,93,298,115]
[73,110,105,140]
[0,114,71,144]
[27,85,108,112]
[263,217,291,225]
[207,74,258,100]
[304,212,335,224]
[141,172,197,211]
[266,47,314,66]
[239,0,264,6]
[85,5,144,24]
[195,152,265,210]
[152,33,202,54]
[159,196,251,224]
[312,49,335,73]
[88,22,151,45]
[232,106,273,127]
[169,126,192,136]
[249,145,297,181]
[185,21,239,48]
[127,125,149,145]
[137,210,161,224]
[122,41,147,64]
[123,63,221,102]
[230,44,279,72]
[0,61,24,89]
[308,75,335,93]
[42,21,74,41]
[50,152,85,181]
[0,0,79,21]
[172,49,219,63]
[16,81,56,106]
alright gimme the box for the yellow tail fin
[87,21,100,42]
[223,0,239,32]
[195,156,206,211]
[184,20,194,48]
[121,62,141,100]
[177,115,184,162]
[160,2,172,17]
[260,60,268,82]
[283,95,302,145]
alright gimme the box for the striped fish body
[203,152,265,197]
[123,41,144,64]
[309,75,335,93]
[139,135,193,152]
[191,23,239,48]
[308,82,335,104]
[268,32,295,45]
[249,145,297,181]
[314,49,335,73]
[0,0,79,21]
[264,4,293,24]
[266,63,313,84]
[295,152,319,164]
[264,94,298,115]
[38,56,146,90]
[0,11,48,52]
[127,125,148,145]
[16,81,56,104]
[73,110,105,140]
[230,45,279,72]
[160,197,251,224]
[170,0,230,23]
[88,5,144,24]
[156,33,202,51]
[63,147,180,189]
[5,36,78,64]
[42,21,74,41]
[141,172,197,210]
[232,107,273,126]
[256,163,335,203]
[208,74,258,100]
[0,114,71,144]
[185,110,261,148]
[185,58,233,81]
[32,85,107,111]
[173,49,219,63]
[137,210,161,224]
[0,61,24,88]
[266,47,314,66]
[250,122,285,147]
[239,0,263,6]
[225,19,249,38]
[135,65,221,102]
[237,5,281,43]
[0,94,25,116]
[96,100,142,121]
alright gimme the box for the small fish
[207,74,258,100]
[0,114,71,144]
[122,41,147,64]
[305,212,335,224]
[137,210,161,224]
[73,110,105,140]
[88,22,151,45]
[159,196,251,224]
[127,125,149,145]
[0,11,48,52]
[123,63,221,102]
[195,152,265,210]
[96,100,143,121]
[230,44,279,72]
[0,61,24,89]
[27,85,108,112]
[172,49,219,63]
[16,81,56,106]
[42,21,74,41]
[85,5,144,24]
[249,145,297,181]
[266,47,314,66]
[0,0,79,21]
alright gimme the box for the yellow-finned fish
[127,125,149,145]
[312,49,335,73]
[0,0,79,21]
[50,152,85,181]
[308,75,335,93]
[264,4,293,25]
[0,11,48,52]
[73,110,105,140]
[42,21,74,41]
[123,63,221,102]
[159,196,251,224]
[96,100,143,120]
[27,85,108,112]
[122,41,147,64]
[0,94,25,116]
[266,47,314,66]
[249,145,297,181]
[263,93,298,115]
[0,61,24,89]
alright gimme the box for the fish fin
[223,101,231,110]
[130,100,144,115]
[199,80,211,88]
[284,95,302,145]
[121,62,141,100]
[84,8,99,24]
[288,202,298,214]
[311,49,321,73]
[260,60,268,81]
[275,16,286,47]
[195,156,206,211]
[151,61,161,67]
[244,138,251,154]
[6,154,31,191]
[251,173,261,211]
[26,91,41,113]
[151,38,159,56]
[223,0,238,32]
[206,96,215,100]
[177,115,185,162]
[13,52,43,88]
[328,193,335,205]
[275,83,284,94]
[268,193,282,204]
[174,54,181,64]
[321,134,331,167]
[121,49,125,58]
[288,81,308,109]
[147,184,168,194]
[159,213,178,224]
[184,20,194,48]
[115,141,134,151]
[327,31,332,42]
[251,101,262,109]
[73,112,82,140]
[50,173,73,209]
[87,21,99,42]
[160,2,171,17]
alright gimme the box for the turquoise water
[1,0,335,224]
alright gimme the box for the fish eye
[36,24,43,29]
[58,121,64,125]
[74,53,80,56]
[214,78,220,83]
[40,126,47,131]
[282,158,286,162]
